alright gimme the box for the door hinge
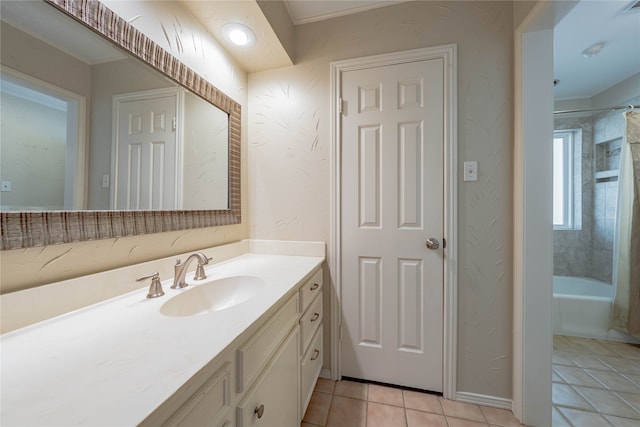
[172,117,177,131]
[442,238,447,249]
[339,98,346,115]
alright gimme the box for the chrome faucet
[172,252,211,289]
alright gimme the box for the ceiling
[553,0,640,101]
[282,0,639,101]
[3,0,637,101]
[283,0,409,25]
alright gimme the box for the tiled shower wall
[591,109,625,283]
[553,117,594,279]
[553,110,626,284]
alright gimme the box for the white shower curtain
[611,110,640,338]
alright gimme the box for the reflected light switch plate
[1,181,12,192]
[463,161,478,181]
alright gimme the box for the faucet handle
[193,257,212,281]
[137,272,164,298]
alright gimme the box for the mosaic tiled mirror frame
[1,0,242,250]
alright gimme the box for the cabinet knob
[311,313,320,322]
[255,404,265,419]
[311,349,320,361]
[310,283,319,291]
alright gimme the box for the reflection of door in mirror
[0,67,86,211]
[113,88,179,210]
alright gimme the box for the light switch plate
[463,161,478,181]
[1,181,12,192]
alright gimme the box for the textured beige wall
[1,1,249,293]
[248,1,514,399]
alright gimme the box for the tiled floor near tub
[553,335,640,426]
[301,379,525,427]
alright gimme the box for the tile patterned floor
[301,379,525,427]
[552,335,640,426]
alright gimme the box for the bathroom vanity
[0,249,324,426]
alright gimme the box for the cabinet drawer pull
[310,283,319,291]
[310,349,320,361]
[311,313,320,322]
[255,404,265,419]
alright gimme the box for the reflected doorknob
[425,238,440,250]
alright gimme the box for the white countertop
[1,253,323,426]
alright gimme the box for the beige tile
[315,378,336,394]
[574,386,639,418]
[445,417,489,427]
[615,391,640,415]
[586,369,640,393]
[554,336,585,353]
[597,356,640,375]
[366,402,406,427]
[622,373,640,388]
[605,414,640,427]
[334,380,368,400]
[569,338,618,357]
[553,369,566,383]
[303,391,332,426]
[552,406,571,427]
[607,342,640,360]
[367,384,404,407]
[554,365,605,388]
[301,423,321,427]
[554,351,577,366]
[565,352,612,370]
[403,390,443,414]
[406,409,448,427]
[557,407,612,427]
[326,395,367,427]
[479,406,521,427]
[552,383,595,410]
[440,399,486,422]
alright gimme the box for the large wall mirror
[0,0,241,250]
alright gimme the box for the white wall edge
[455,392,512,410]
[329,44,458,397]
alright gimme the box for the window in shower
[553,130,577,229]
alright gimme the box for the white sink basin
[160,276,266,317]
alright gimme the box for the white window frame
[553,130,574,230]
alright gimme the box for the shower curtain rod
[554,104,639,115]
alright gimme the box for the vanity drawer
[236,294,298,393]
[299,269,322,313]
[300,294,323,353]
[162,362,232,427]
[300,324,323,417]
[236,328,299,427]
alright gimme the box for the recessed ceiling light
[582,42,605,58]
[222,23,256,47]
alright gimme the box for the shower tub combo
[552,275,638,342]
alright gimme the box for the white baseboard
[454,391,512,410]
[319,369,332,379]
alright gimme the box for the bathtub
[552,276,614,340]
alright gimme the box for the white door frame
[330,44,458,399]
[513,2,578,425]
[1,65,87,210]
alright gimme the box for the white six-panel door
[340,58,444,392]
[113,91,178,210]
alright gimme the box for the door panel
[341,58,444,392]
[114,93,177,210]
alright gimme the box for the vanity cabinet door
[300,324,323,415]
[299,269,322,313]
[162,362,233,427]
[300,293,323,353]
[236,328,299,427]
